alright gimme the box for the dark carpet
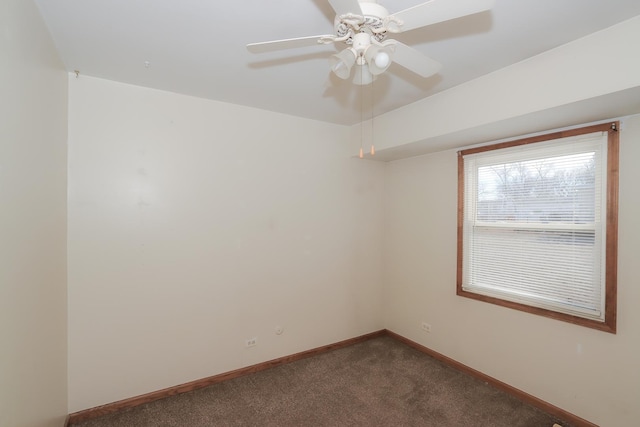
[71,336,570,426]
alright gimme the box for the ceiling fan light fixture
[330,48,357,79]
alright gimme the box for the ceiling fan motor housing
[334,1,389,45]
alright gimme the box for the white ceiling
[35,0,640,126]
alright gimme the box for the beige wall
[67,76,386,412]
[383,114,640,427]
[0,1,68,426]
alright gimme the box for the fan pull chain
[359,65,364,159]
[370,76,375,157]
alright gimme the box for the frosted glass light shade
[330,49,356,79]
[353,64,374,85]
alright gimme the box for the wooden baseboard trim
[385,330,598,427]
[66,330,386,425]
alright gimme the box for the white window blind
[461,131,608,321]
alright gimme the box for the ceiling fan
[247,0,495,85]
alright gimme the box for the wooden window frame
[457,122,619,333]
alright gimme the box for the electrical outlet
[245,337,257,347]
[421,322,431,333]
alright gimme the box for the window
[457,123,618,333]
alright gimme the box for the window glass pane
[476,152,596,224]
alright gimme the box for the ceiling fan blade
[327,0,363,17]
[388,41,441,78]
[389,0,495,33]
[247,35,334,53]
